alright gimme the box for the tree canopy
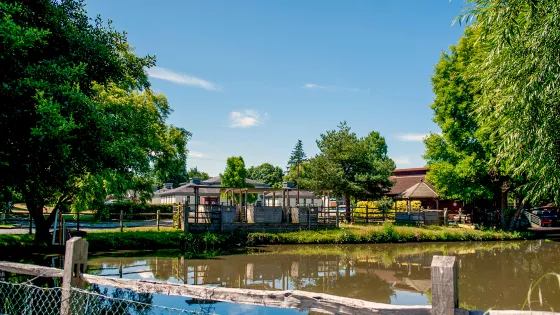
[287,140,307,168]
[423,26,501,204]
[221,157,256,204]
[461,0,560,205]
[0,0,188,241]
[303,122,395,221]
[247,163,283,189]
[186,167,210,181]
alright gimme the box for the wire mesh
[0,280,214,315]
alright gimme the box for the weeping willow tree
[454,1,560,229]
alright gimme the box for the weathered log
[80,273,430,315]
[0,261,63,278]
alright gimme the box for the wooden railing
[523,210,542,228]
[0,237,554,315]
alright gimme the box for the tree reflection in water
[87,240,560,312]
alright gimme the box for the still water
[86,241,559,314]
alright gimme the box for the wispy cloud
[146,66,221,91]
[395,133,429,142]
[392,156,411,165]
[303,83,363,92]
[229,110,267,128]
[189,151,205,158]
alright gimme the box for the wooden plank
[61,237,89,315]
[80,273,430,315]
[431,256,458,315]
[0,261,63,278]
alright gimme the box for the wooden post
[307,206,311,230]
[156,210,160,231]
[335,201,339,228]
[183,203,189,233]
[60,237,89,315]
[365,204,369,223]
[76,211,80,232]
[431,256,459,315]
[119,209,124,232]
[444,208,449,226]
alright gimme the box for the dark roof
[158,185,221,196]
[264,190,318,198]
[397,181,439,199]
[201,176,269,187]
[387,175,426,196]
[392,168,429,176]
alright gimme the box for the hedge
[94,202,173,221]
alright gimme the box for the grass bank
[0,223,534,255]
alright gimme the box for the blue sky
[86,0,467,177]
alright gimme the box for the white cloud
[395,133,429,142]
[189,151,205,158]
[229,110,267,128]
[392,156,411,165]
[303,83,362,92]
[146,67,220,91]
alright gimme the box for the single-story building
[388,168,464,213]
[152,177,269,205]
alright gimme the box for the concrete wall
[247,206,282,223]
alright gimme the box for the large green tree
[462,0,560,206]
[303,122,395,221]
[247,163,284,189]
[221,157,257,204]
[423,27,503,206]
[0,0,183,242]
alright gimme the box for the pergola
[395,180,440,210]
[220,187,297,207]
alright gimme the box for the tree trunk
[345,194,351,223]
[508,199,524,231]
[500,188,508,229]
[26,198,59,244]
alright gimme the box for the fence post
[307,206,311,230]
[119,209,124,233]
[156,210,160,231]
[60,237,89,315]
[29,214,32,234]
[431,255,460,315]
[183,204,189,233]
[365,205,369,224]
[443,208,448,226]
[335,202,339,228]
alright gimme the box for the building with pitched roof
[388,168,464,212]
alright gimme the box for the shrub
[94,202,173,221]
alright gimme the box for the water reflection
[88,240,560,312]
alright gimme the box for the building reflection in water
[87,240,560,312]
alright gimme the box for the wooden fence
[0,237,552,315]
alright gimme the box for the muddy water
[87,241,560,314]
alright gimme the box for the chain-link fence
[0,280,214,315]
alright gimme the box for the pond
[84,240,559,314]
